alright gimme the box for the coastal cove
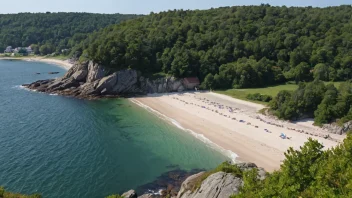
[0,60,228,197]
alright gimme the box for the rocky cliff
[23,61,186,99]
[121,162,266,198]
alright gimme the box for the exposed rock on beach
[23,61,187,99]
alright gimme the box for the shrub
[246,93,273,102]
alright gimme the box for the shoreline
[0,57,73,70]
[130,98,239,163]
[131,92,344,172]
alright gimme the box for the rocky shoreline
[23,61,187,99]
[122,162,266,198]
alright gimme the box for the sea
[0,60,229,197]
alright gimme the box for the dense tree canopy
[269,81,352,125]
[0,12,140,54]
[78,5,352,89]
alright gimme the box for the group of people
[171,94,287,138]
[255,116,338,142]
[169,93,341,143]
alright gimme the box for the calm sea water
[0,60,228,198]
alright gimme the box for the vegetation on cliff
[0,13,140,54]
[77,5,352,90]
[0,187,41,198]
[232,133,352,198]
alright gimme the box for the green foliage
[78,5,352,88]
[0,13,140,55]
[269,80,352,124]
[232,134,352,197]
[105,195,124,198]
[0,187,42,198]
[246,93,273,102]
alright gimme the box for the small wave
[130,99,238,163]
[146,189,163,195]
[49,93,58,96]
[12,85,25,89]
[13,85,38,92]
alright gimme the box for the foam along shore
[132,92,345,172]
[0,57,73,70]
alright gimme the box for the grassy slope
[216,82,342,105]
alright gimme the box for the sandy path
[132,92,344,172]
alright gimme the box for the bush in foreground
[232,133,352,198]
[0,187,41,198]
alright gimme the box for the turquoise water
[0,60,228,197]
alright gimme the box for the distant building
[4,46,13,53]
[26,46,33,54]
[13,47,20,53]
[183,77,200,90]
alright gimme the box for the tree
[30,44,40,55]
[201,73,215,89]
[293,62,311,83]
[313,63,329,81]
[314,84,338,125]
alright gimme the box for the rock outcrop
[323,121,352,135]
[122,190,138,198]
[177,172,242,198]
[23,61,188,99]
[121,162,265,198]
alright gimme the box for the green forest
[76,5,352,89]
[71,5,352,125]
[269,81,352,125]
[0,12,140,55]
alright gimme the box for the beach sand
[0,57,73,70]
[132,92,345,172]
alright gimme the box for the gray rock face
[122,190,137,198]
[63,61,88,79]
[140,77,184,94]
[72,69,88,81]
[177,172,242,198]
[177,172,205,198]
[95,73,118,94]
[323,121,352,135]
[87,61,105,83]
[23,60,191,99]
[112,69,138,93]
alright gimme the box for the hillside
[0,12,140,54]
[77,5,352,89]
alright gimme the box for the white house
[4,46,13,53]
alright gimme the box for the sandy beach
[132,92,345,172]
[0,57,73,70]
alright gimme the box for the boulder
[177,172,205,198]
[48,72,60,74]
[62,61,88,79]
[122,190,137,198]
[49,77,79,91]
[72,69,88,81]
[79,81,99,96]
[95,73,118,93]
[87,61,105,83]
[177,172,242,198]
